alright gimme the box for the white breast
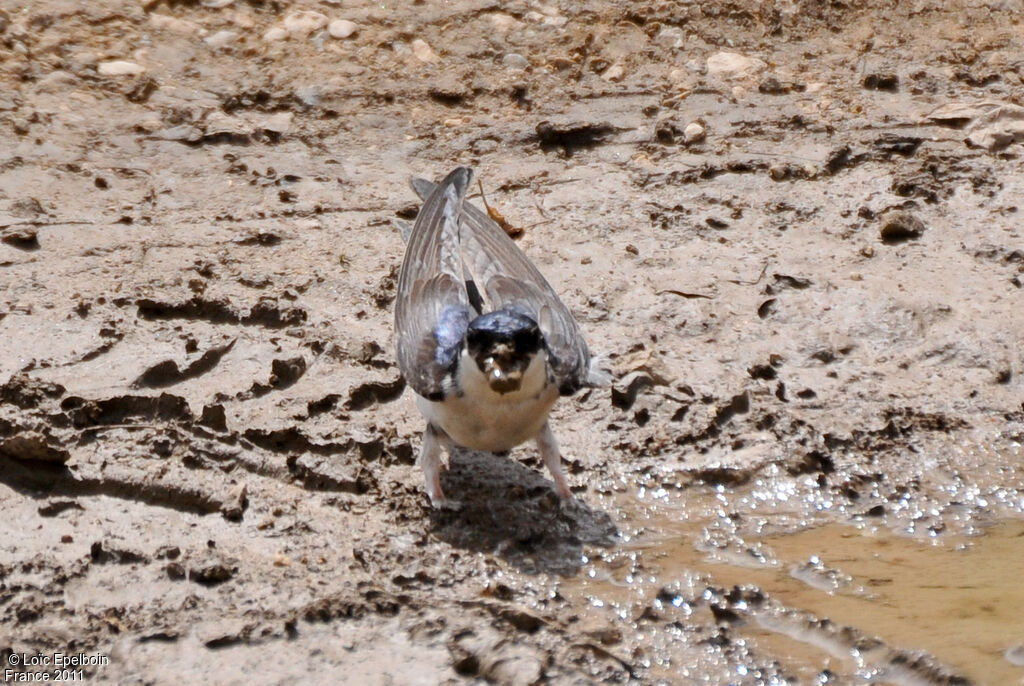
[415,349,558,452]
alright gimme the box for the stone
[706,51,767,81]
[328,19,357,39]
[282,10,328,36]
[204,30,237,48]
[602,63,625,81]
[879,210,926,244]
[149,13,201,35]
[488,13,521,32]
[97,60,145,76]
[411,38,439,63]
[263,26,288,42]
[683,121,705,143]
[502,53,529,70]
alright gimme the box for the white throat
[415,348,558,452]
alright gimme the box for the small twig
[657,289,714,300]
[478,179,523,238]
[0,220,95,230]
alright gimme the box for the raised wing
[395,168,473,400]
[410,175,590,395]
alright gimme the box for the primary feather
[405,172,590,396]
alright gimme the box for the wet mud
[2,0,1024,683]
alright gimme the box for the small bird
[394,167,598,507]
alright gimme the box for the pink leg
[418,424,445,506]
[536,422,571,500]
[418,425,460,509]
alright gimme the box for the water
[558,486,1024,684]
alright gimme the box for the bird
[393,167,601,507]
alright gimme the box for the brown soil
[2,1,1023,684]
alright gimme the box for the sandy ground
[2,1,1024,684]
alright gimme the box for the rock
[204,30,237,48]
[926,101,1000,129]
[2,227,39,250]
[965,103,1024,151]
[611,371,655,410]
[0,432,69,463]
[411,38,439,63]
[283,10,328,36]
[220,483,247,521]
[36,70,77,95]
[149,13,201,35]
[524,10,567,26]
[683,121,705,143]
[97,60,145,76]
[654,26,685,49]
[328,19,357,39]
[152,124,202,143]
[484,652,544,686]
[260,111,293,134]
[502,53,529,71]
[201,0,234,6]
[602,63,625,81]
[263,26,288,42]
[879,210,926,244]
[488,13,521,32]
[706,51,766,81]
[203,111,253,138]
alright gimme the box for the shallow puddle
[560,488,1024,684]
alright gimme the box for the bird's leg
[418,423,445,505]
[419,424,460,509]
[536,421,571,500]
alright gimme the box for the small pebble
[263,26,288,42]
[283,10,327,36]
[602,63,625,81]
[328,19,357,39]
[683,121,705,143]
[502,53,529,70]
[411,38,439,63]
[706,51,766,80]
[489,13,520,32]
[97,60,145,76]
[655,27,685,49]
[204,30,237,48]
[880,211,926,244]
[149,13,201,35]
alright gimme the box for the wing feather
[409,177,590,394]
[395,168,473,399]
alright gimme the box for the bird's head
[465,308,542,394]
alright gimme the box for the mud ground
[2,1,1023,684]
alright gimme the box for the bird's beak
[483,344,525,393]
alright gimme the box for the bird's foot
[429,495,463,512]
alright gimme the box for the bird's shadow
[428,448,619,576]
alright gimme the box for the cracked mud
[2,1,1024,684]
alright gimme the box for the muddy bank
[2,1,1023,683]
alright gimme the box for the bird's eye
[514,329,537,352]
